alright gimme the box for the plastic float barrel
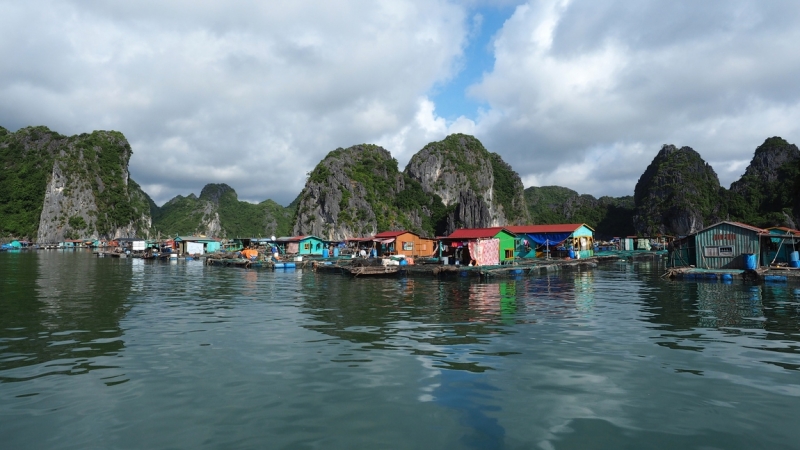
[705,273,718,280]
[721,273,733,281]
[568,249,575,259]
[764,275,787,283]
[322,248,329,258]
[333,247,339,257]
[790,251,799,267]
[744,253,757,270]
[399,259,408,266]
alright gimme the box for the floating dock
[664,266,800,283]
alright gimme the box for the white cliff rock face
[37,160,100,242]
[292,145,400,240]
[13,129,155,243]
[405,134,520,231]
[202,210,222,237]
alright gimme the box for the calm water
[1,251,799,449]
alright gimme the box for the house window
[304,243,310,250]
[403,241,413,251]
[704,246,735,257]
[505,249,514,259]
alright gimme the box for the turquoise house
[506,224,595,259]
[276,235,325,255]
[763,227,800,266]
[174,236,221,255]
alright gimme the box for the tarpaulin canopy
[525,232,571,246]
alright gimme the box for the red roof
[374,230,410,238]
[505,224,588,234]
[444,227,508,239]
[766,226,800,235]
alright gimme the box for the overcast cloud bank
[2,0,798,205]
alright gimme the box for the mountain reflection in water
[0,253,798,449]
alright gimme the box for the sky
[2,0,799,206]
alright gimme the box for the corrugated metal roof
[445,227,508,239]
[374,230,409,238]
[694,221,766,236]
[505,224,588,234]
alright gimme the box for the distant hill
[524,186,635,238]
[152,183,295,238]
[5,123,799,241]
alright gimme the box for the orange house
[373,230,436,257]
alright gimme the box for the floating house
[276,235,325,255]
[763,227,800,267]
[505,224,595,259]
[59,239,84,249]
[438,227,516,266]
[372,230,436,258]
[174,236,221,255]
[668,221,766,269]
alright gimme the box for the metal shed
[692,221,764,269]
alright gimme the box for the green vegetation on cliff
[0,126,60,237]
[70,130,151,234]
[490,153,528,224]
[338,145,448,236]
[0,126,151,239]
[726,137,800,228]
[152,184,295,237]
[633,145,722,236]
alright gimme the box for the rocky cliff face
[292,144,446,239]
[727,137,800,228]
[292,135,529,239]
[405,134,529,232]
[0,126,153,241]
[633,145,723,236]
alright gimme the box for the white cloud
[3,0,800,206]
[0,0,468,205]
[470,0,800,196]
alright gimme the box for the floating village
[3,221,800,284]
